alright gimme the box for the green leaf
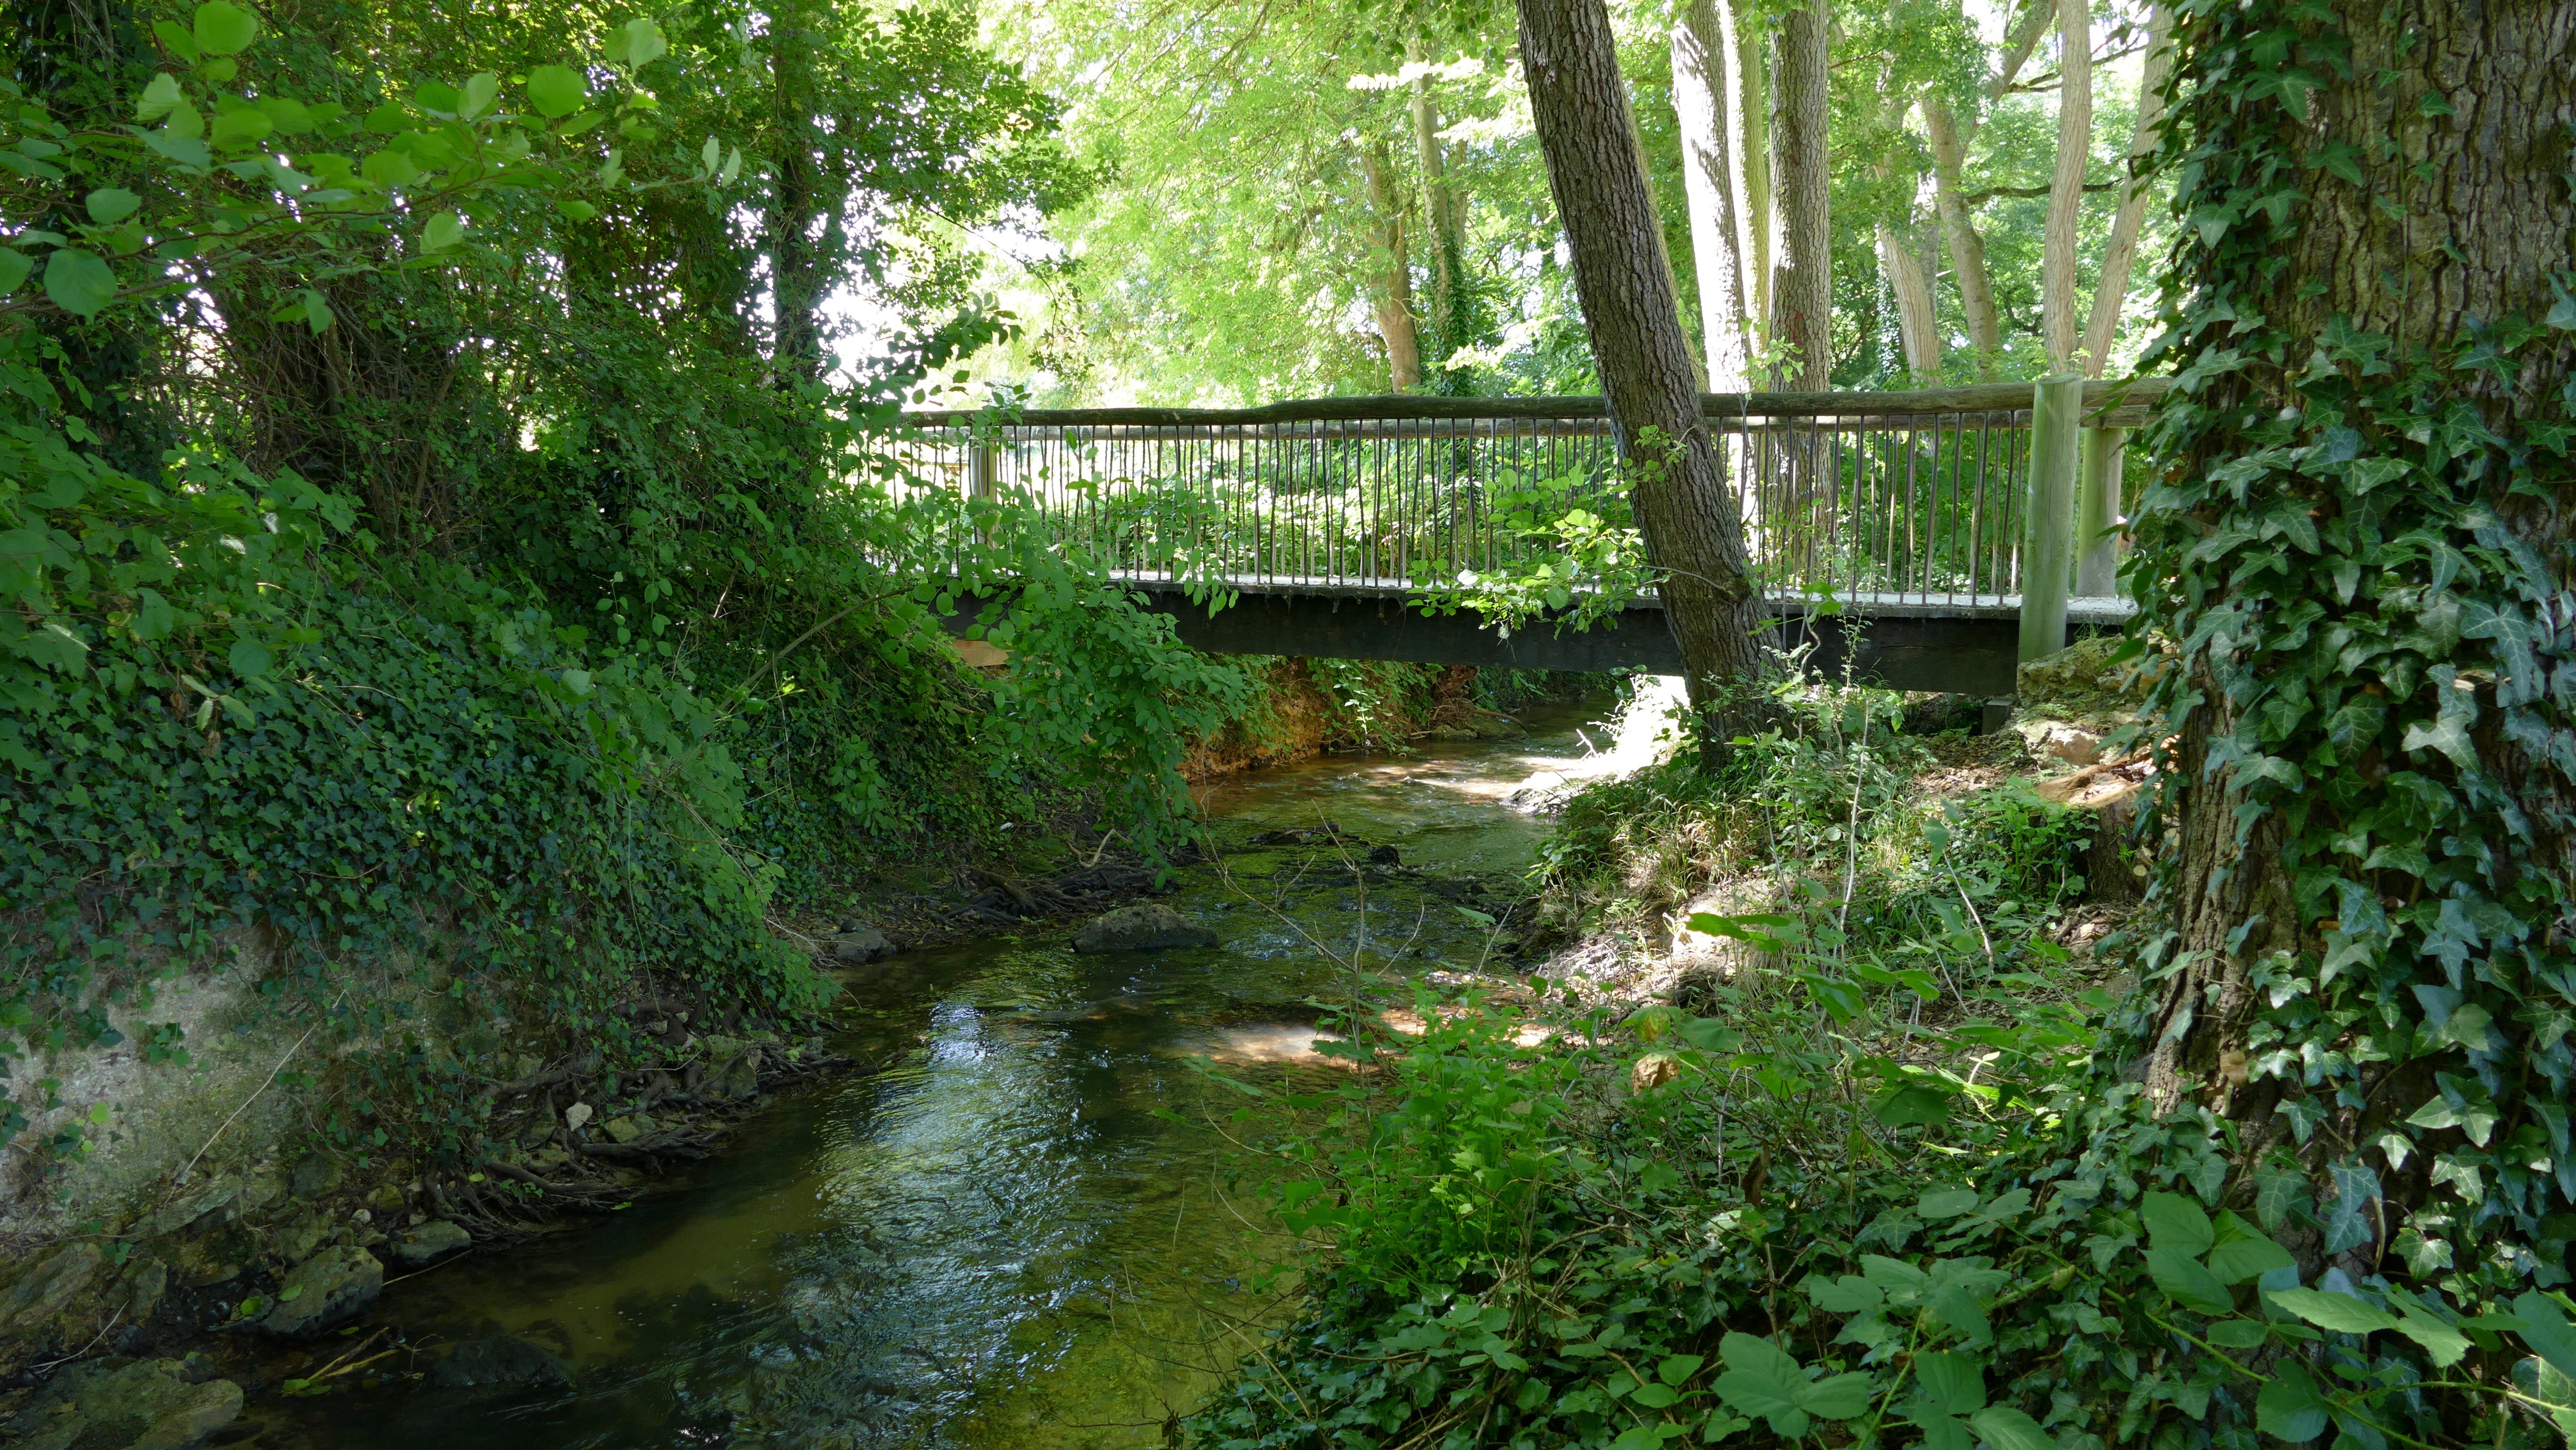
[422,210,465,251]
[277,1282,306,1302]
[228,638,272,679]
[1660,1354,1707,1386]
[209,106,273,148]
[2511,1293,2576,1383]
[1914,1352,1986,1415]
[2208,1318,2270,1348]
[137,72,185,121]
[2268,1288,2400,1335]
[151,19,200,62]
[608,17,669,68]
[41,248,117,317]
[1967,1405,2057,1450]
[2145,1246,2235,1316]
[525,64,588,118]
[2142,1192,2215,1257]
[1632,1383,1683,1409]
[1806,1274,1883,1313]
[2257,1362,2331,1442]
[1802,1373,1876,1420]
[362,148,421,187]
[0,248,29,295]
[1875,1082,1955,1128]
[2207,1235,2296,1285]
[459,72,501,120]
[300,288,332,334]
[85,188,140,224]
[1918,1189,1980,1221]
[193,0,258,56]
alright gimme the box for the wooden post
[2019,374,2083,666]
[2074,424,2126,597]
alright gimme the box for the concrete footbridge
[895,377,2160,695]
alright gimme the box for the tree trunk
[2125,0,2576,1281]
[1726,0,1771,367]
[2040,0,2092,367]
[1361,144,1425,391]
[1875,89,1941,379]
[769,0,827,385]
[2077,1,2174,376]
[1921,0,2055,375]
[1513,0,1769,720]
[1768,0,1832,391]
[1408,37,1467,382]
[1672,0,1755,389]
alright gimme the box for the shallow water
[290,693,1650,1449]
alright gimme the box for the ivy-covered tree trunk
[2126,0,2576,1287]
[1513,0,1769,718]
[768,0,828,385]
[1360,145,1425,392]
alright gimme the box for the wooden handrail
[900,377,2167,429]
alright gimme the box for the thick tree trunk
[1514,0,1769,718]
[2040,0,2092,367]
[1768,0,1832,390]
[1361,145,1425,391]
[1876,89,1941,379]
[2077,1,2174,376]
[1672,0,1755,389]
[1408,37,1467,381]
[2128,0,2576,1273]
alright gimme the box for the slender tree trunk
[2127,0,2575,1274]
[1514,0,1768,720]
[2040,0,2092,367]
[1727,0,1771,364]
[1921,0,2055,375]
[1408,37,1466,381]
[1361,144,1425,391]
[1672,0,1755,389]
[2077,1,2174,375]
[1769,0,1832,391]
[769,0,826,385]
[1875,89,1941,378]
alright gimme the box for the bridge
[893,378,2160,696]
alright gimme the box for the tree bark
[2128,0,2576,1266]
[2040,0,2092,367]
[1514,0,1768,717]
[1876,89,1942,378]
[1361,144,1425,391]
[1768,0,1832,390]
[1731,5,1772,357]
[1921,0,2055,375]
[1408,37,1467,381]
[2077,1,2174,376]
[769,0,827,385]
[1672,0,1755,389]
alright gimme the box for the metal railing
[877,379,2161,618]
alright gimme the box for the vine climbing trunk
[2125,0,2576,1283]
[1360,145,1424,392]
[768,0,827,386]
[1513,0,1768,725]
[1409,37,1466,387]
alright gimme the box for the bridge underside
[958,580,2126,696]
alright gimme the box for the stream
[280,691,1663,1449]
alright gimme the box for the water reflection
[292,691,1656,1448]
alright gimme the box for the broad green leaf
[1659,1354,1707,1386]
[1875,1082,1955,1128]
[300,288,332,334]
[525,64,587,118]
[255,96,312,131]
[1967,1405,2056,1450]
[1929,1283,1995,1345]
[422,210,465,251]
[41,248,117,317]
[459,72,501,120]
[228,638,271,678]
[137,72,184,121]
[1806,1274,1882,1313]
[1631,1383,1682,1409]
[2268,1287,2399,1335]
[1914,1352,1986,1415]
[1918,1190,1980,1221]
[151,19,199,62]
[2256,1362,2330,1442]
[209,106,274,148]
[609,17,668,68]
[1861,1255,1931,1291]
[2142,1192,2215,1257]
[193,0,258,55]
[2207,1235,2295,1285]
[0,248,29,295]
[361,149,420,187]
[2208,1318,2270,1348]
[1718,1331,1800,1385]
[1802,1373,1876,1419]
[2391,1307,2471,1368]
[2512,1293,2576,1383]
[700,134,721,173]
[2145,1246,2234,1316]
[85,187,140,224]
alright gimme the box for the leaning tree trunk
[1923,0,2054,375]
[1514,0,1769,722]
[1768,0,1831,392]
[2077,1,2174,374]
[1360,144,1425,391]
[2123,0,2576,1283]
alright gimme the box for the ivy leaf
[228,638,272,679]
[2257,1362,2331,1443]
[525,64,587,119]
[1966,1405,2057,1450]
[193,0,258,56]
[2399,715,2474,768]
[2141,1192,2215,1257]
[41,248,118,317]
[1658,1354,1706,1386]
[2146,1246,2235,1316]
[2268,1287,2399,1335]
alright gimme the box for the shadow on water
[287,694,1647,1449]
